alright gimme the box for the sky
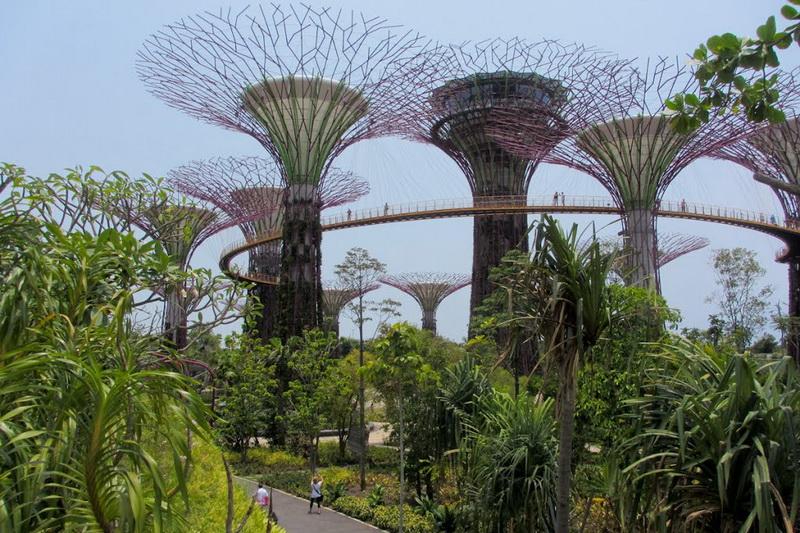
[2,0,797,343]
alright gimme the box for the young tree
[370,322,437,533]
[334,247,396,490]
[284,330,339,471]
[707,247,774,351]
[215,334,277,454]
[318,352,360,459]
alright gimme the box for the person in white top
[256,482,269,509]
[309,474,324,514]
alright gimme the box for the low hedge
[372,504,436,533]
[332,496,374,522]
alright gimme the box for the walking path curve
[235,475,386,533]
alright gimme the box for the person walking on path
[256,482,269,509]
[309,474,324,514]
[255,482,278,523]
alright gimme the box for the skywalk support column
[577,116,687,290]
[170,157,369,342]
[243,77,368,337]
[494,60,751,296]
[396,40,628,347]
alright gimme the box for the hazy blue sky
[2,1,796,342]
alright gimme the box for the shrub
[327,480,348,503]
[318,466,358,487]
[248,447,306,470]
[317,440,356,466]
[368,445,398,466]
[228,447,306,476]
[367,484,385,507]
[373,504,436,533]
[332,496,374,521]
[182,439,286,533]
[261,470,311,498]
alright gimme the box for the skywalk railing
[221,194,788,262]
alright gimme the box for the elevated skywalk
[220,194,800,285]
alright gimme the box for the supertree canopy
[396,37,628,330]
[322,281,379,337]
[169,156,369,341]
[599,232,710,283]
[99,187,245,349]
[137,4,433,339]
[655,233,711,268]
[380,272,470,333]
[494,59,754,293]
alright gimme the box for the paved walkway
[235,476,386,533]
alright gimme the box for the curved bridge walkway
[221,194,800,285]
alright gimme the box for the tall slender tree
[502,215,618,533]
[334,247,389,490]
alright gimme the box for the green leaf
[684,93,701,107]
[693,44,709,61]
[757,16,777,42]
[783,5,799,19]
[765,106,786,124]
[765,48,781,68]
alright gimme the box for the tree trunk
[555,358,578,533]
[421,308,436,333]
[399,398,405,533]
[359,328,367,491]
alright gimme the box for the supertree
[493,58,755,293]
[711,67,800,360]
[100,186,248,349]
[137,5,436,339]
[322,281,380,337]
[380,272,470,333]
[599,232,710,283]
[395,37,628,332]
[168,156,369,341]
[656,233,711,268]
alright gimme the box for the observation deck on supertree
[136,4,435,339]
[323,282,380,337]
[492,58,757,293]
[97,186,249,349]
[711,67,800,361]
[380,273,471,333]
[395,37,629,332]
[169,156,369,341]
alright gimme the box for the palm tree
[501,214,618,533]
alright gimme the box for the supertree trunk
[623,207,658,291]
[421,309,437,332]
[470,212,530,330]
[277,184,324,338]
